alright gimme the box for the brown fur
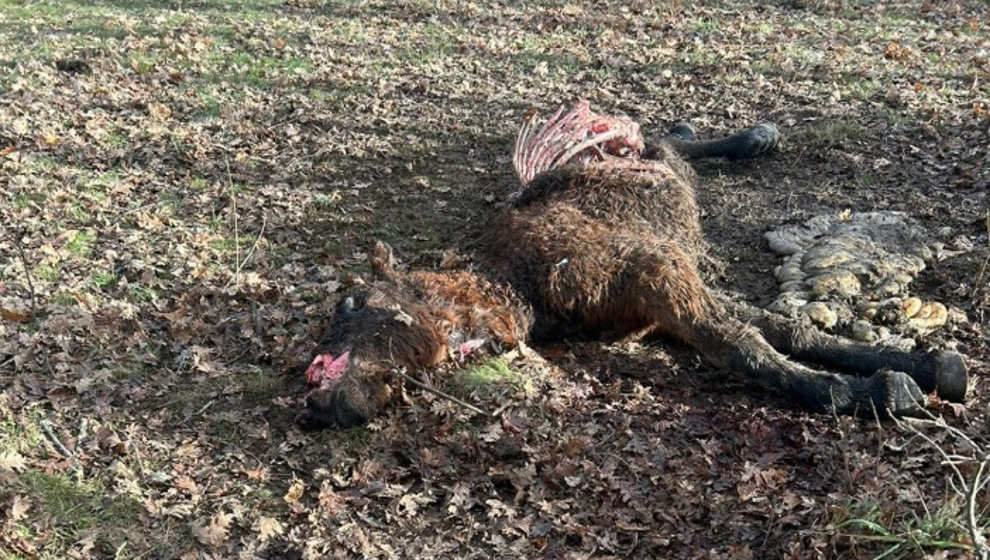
[299,123,967,430]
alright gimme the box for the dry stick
[4,230,37,313]
[893,414,988,558]
[225,157,240,288]
[39,419,74,459]
[392,368,489,417]
[223,213,268,290]
[969,458,990,560]
[238,213,267,271]
[386,337,490,417]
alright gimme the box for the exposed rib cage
[512,100,642,187]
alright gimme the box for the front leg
[646,122,781,161]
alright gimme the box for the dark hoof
[933,352,968,403]
[668,122,697,141]
[726,122,780,160]
[871,370,927,417]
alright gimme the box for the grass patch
[65,230,96,257]
[0,400,44,454]
[33,264,60,283]
[6,469,145,558]
[830,498,975,559]
[90,269,116,288]
[456,357,521,395]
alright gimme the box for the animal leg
[719,296,968,402]
[649,122,781,160]
[621,249,927,416]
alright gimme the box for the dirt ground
[1,0,988,558]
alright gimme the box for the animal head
[513,99,645,187]
[296,293,390,430]
[297,281,450,430]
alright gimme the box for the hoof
[668,122,697,141]
[726,122,781,160]
[933,351,968,403]
[871,370,927,417]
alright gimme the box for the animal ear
[371,240,398,279]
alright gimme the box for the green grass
[4,469,146,558]
[0,400,43,454]
[830,498,975,559]
[33,264,60,283]
[65,230,96,257]
[90,269,115,288]
[456,357,522,394]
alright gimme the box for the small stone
[800,302,838,329]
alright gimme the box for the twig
[392,368,489,417]
[238,213,267,271]
[3,230,37,313]
[223,213,267,289]
[39,419,74,458]
[891,413,989,560]
[191,399,215,419]
[225,157,240,288]
[969,459,989,560]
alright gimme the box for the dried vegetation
[0,0,988,558]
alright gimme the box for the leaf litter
[0,0,988,558]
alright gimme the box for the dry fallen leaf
[190,512,233,548]
[0,451,27,472]
[0,308,32,323]
[9,495,30,520]
[254,516,284,541]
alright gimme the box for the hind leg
[720,297,968,402]
[617,248,927,416]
